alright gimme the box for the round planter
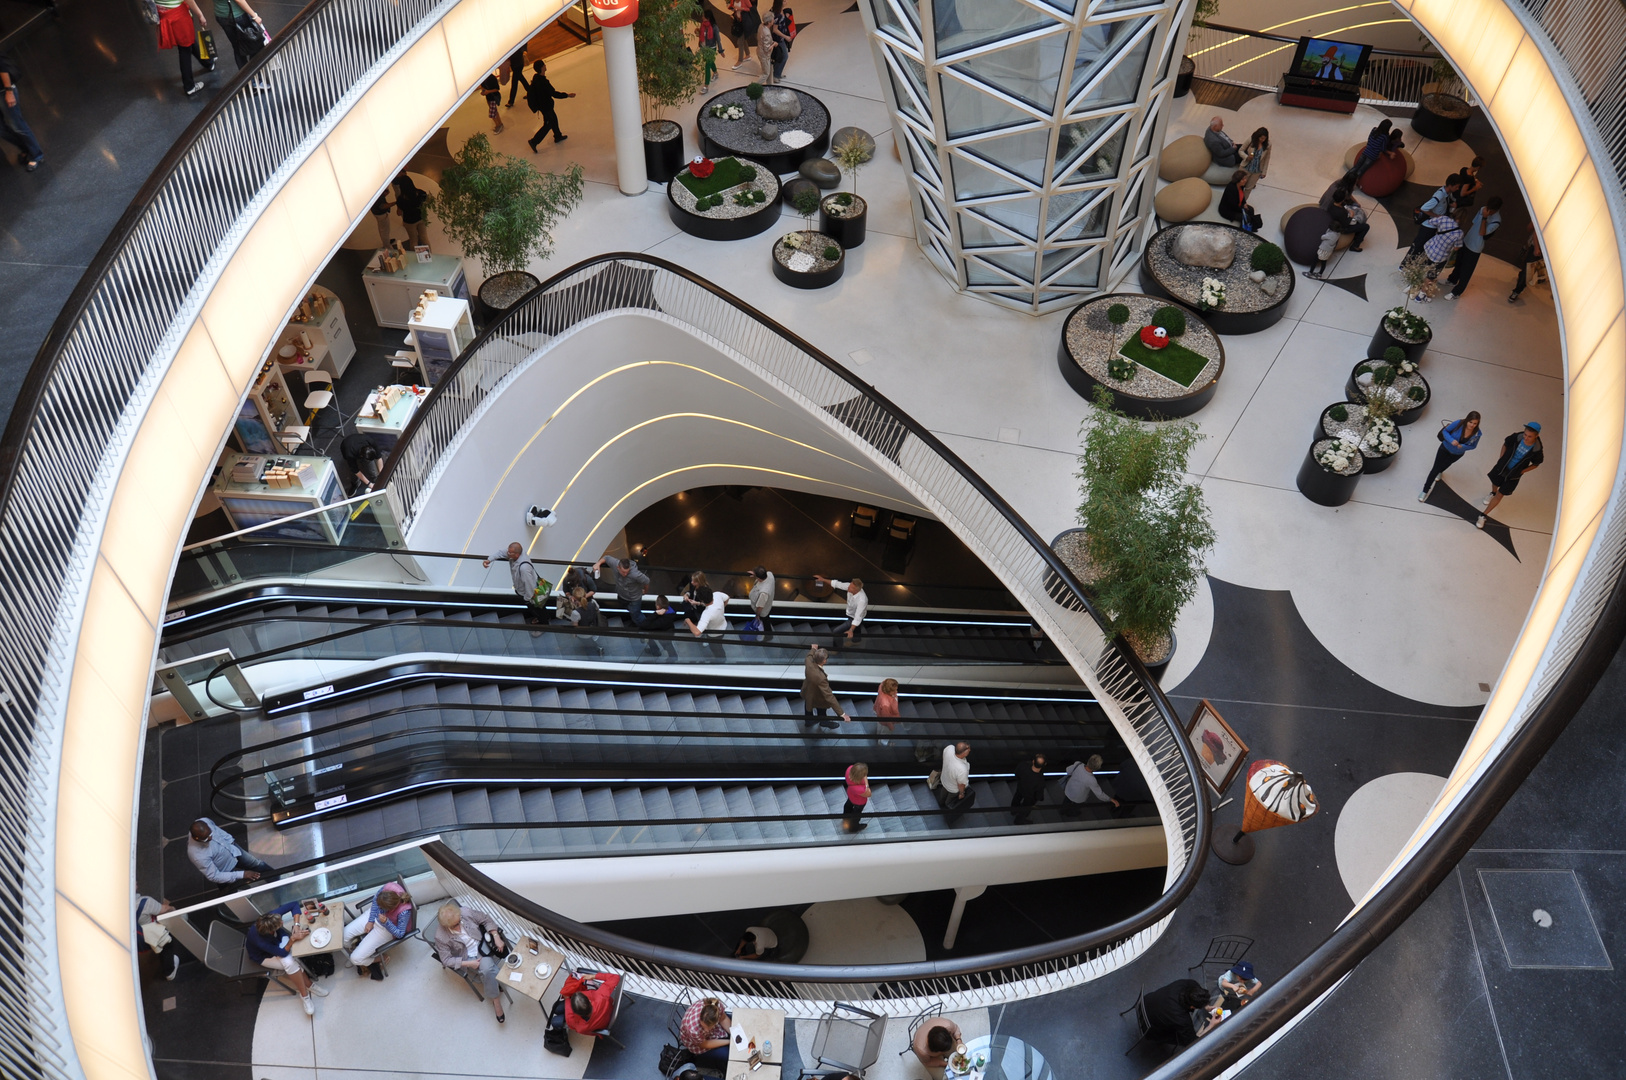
[1346,362,1431,427]
[819,194,867,249]
[1174,56,1195,98]
[665,161,783,241]
[772,232,845,289]
[1411,93,1471,142]
[475,270,540,326]
[643,120,684,184]
[1045,528,1175,680]
[1314,403,1400,473]
[1296,444,1362,506]
[1369,318,1431,364]
[1056,294,1225,419]
[1139,631,1176,683]
[698,87,831,174]
[1138,223,1294,335]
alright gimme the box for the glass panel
[921,193,951,233]
[888,66,928,125]
[951,153,1025,199]
[933,0,1057,57]
[950,31,1069,112]
[980,249,1039,281]
[958,211,1022,248]
[1038,0,1078,13]
[905,129,941,184]
[1048,191,1108,239]
[979,195,1043,239]
[963,127,1052,185]
[885,48,930,124]
[869,0,912,43]
[965,258,1017,285]
[1049,248,1102,287]
[994,290,1035,306]
[1053,115,1112,177]
[1119,171,1147,225]
[1092,0,1155,12]
[940,74,1040,137]
[1070,27,1153,111]
[900,0,921,30]
[1070,125,1129,183]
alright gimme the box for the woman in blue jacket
[1420,411,1481,500]
[246,901,326,1015]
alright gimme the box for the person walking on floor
[842,762,870,832]
[480,70,504,134]
[483,541,546,623]
[801,644,850,729]
[505,44,529,108]
[756,15,777,84]
[748,565,775,638]
[1445,197,1502,299]
[1404,174,1462,264]
[696,9,719,87]
[391,174,430,251]
[771,3,796,81]
[525,59,575,149]
[1239,127,1270,196]
[1011,752,1047,825]
[729,0,759,71]
[1508,223,1539,303]
[1478,422,1543,529]
[212,0,265,75]
[813,573,868,646]
[0,52,45,171]
[934,741,975,823]
[873,676,899,745]
[155,0,216,97]
[1419,411,1482,501]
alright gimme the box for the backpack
[544,998,573,1056]
[658,1044,692,1075]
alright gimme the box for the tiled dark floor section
[142,715,249,911]
[146,959,263,1080]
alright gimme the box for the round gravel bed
[1057,293,1224,418]
[1139,223,1293,335]
[698,87,831,173]
[666,160,783,241]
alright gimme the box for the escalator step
[453,788,493,825]
[773,786,814,840]
[582,788,617,822]
[416,791,459,829]
[520,787,559,822]
[487,787,524,821]
[378,801,421,841]
[722,787,763,842]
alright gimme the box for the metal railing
[1186,22,1439,106]
[375,252,1209,1000]
[0,1,449,1077]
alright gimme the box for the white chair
[277,424,309,453]
[301,369,343,432]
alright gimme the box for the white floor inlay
[1334,771,1448,903]
[799,897,928,965]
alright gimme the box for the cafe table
[943,1035,1054,1080]
[493,940,568,1005]
[288,902,346,959]
[725,1007,785,1080]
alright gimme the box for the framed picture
[1185,699,1248,796]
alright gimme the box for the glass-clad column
[863,0,1191,314]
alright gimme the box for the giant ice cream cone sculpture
[1240,759,1318,834]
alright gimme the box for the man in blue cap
[1479,422,1544,529]
[1217,959,1262,1002]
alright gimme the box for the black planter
[698,87,832,174]
[1363,426,1402,473]
[474,270,540,326]
[1138,223,1293,335]
[666,171,783,241]
[1411,94,1471,142]
[1369,318,1431,363]
[819,195,867,248]
[1056,295,1224,419]
[1346,362,1431,426]
[643,121,684,184]
[1141,631,1177,683]
[1174,56,1195,99]
[772,233,845,289]
[1296,445,1362,506]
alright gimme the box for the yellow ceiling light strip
[568,464,929,565]
[1260,3,1394,33]
[542,414,875,540]
[1211,20,1414,77]
[449,360,778,580]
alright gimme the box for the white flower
[1199,277,1227,308]
[783,232,802,249]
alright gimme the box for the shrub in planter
[1151,305,1187,336]
[1329,404,1348,422]
[1384,306,1431,342]
[746,82,764,100]
[1107,303,1131,327]
[823,244,840,260]
[1250,242,1286,275]
[430,133,584,278]
[1108,356,1137,382]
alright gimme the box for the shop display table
[212,452,347,543]
[355,385,427,445]
[363,253,468,329]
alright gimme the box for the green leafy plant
[823,245,841,261]
[1408,385,1427,402]
[1151,305,1187,336]
[1355,361,1374,377]
[1329,404,1348,422]
[1370,363,1397,387]
[1075,388,1215,662]
[1107,356,1137,382]
[752,189,767,203]
[1385,304,1431,341]
[1107,303,1131,326]
[428,134,583,275]
[834,192,853,206]
[1250,242,1286,275]
[746,82,764,100]
[1189,0,1222,42]
[832,131,872,197]
[792,186,821,233]
[634,0,704,124]
[1383,346,1406,365]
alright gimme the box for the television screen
[1292,37,1372,83]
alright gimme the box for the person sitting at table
[244,902,326,1016]
[343,881,411,979]
[433,903,508,1023]
[733,925,778,961]
[678,995,732,1069]
[561,970,622,1034]
[1144,978,1220,1047]
[911,1015,963,1070]
[1217,959,1262,1001]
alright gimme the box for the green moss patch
[677,157,756,199]
[1118,333,1210,387]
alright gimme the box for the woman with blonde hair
[874,677,900,744]
[344,880,411,978]
[679,995,732,1067]
[433,903,508,1022]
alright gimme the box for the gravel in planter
[1322,402,1398,459]
[479,271,535,311]
[822,193,865,218]
[644,119,681,142]
[1382,310,1431,345]
[1063,295,1222,400]
[1355,369,1427,414]
[774,231,840,274]
[670,159,780,219]
[1052,531,1171,664]
[1145,228,1289,314]
[1421,92,1470,118]
[700,87,829,155]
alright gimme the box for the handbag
[195,27,217,64]
[234,13,265,58]
[739,616,763,642]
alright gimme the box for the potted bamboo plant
[429,133,584,324]
[635,0,704,183]
[818,131,872,249]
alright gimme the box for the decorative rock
[1172,225,1236,270]
[757,87,802,120]
[1249,269,1266,283]
[831,126,876,162]
[1259,276,1280,296]
[799,158,841,189]
[782,177,819,207]
[759,123,779,139]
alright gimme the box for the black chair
[357,877,420,978]
[426,939,512,1006]
[203,920,306,998]
[1189,935,1254,979]
[896,1001,943,1058]
[1120,985,1153,1055]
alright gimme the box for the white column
[601,23,646,195]
[943,884,987,949]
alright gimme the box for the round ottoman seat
[1282,204,1351,265]
[1358,151,1409,197]
[1158,135,1212,182]
[1154,177,1212,223]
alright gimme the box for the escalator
[209,663,1151,862]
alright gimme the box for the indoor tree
[634,0,704,125]
[1074,388,1215,663]
[832,131,872,198]
[429,133,584,275]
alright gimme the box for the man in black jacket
[639,595,682,657]
[525,59,576,150]
[505,45,529,108]
[1478,422,1543,529]
[1144,979,1221,1047]
[1011,753,1047,824]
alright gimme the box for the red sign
[589,0,638,27]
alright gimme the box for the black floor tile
[143,956,263,1070]
[161,773,205,840]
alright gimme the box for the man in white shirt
[686,590,730,658]
[814,574,868,646]
[937,742,975,823]
[748,566,775,637]
[1061,755,1120,816]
